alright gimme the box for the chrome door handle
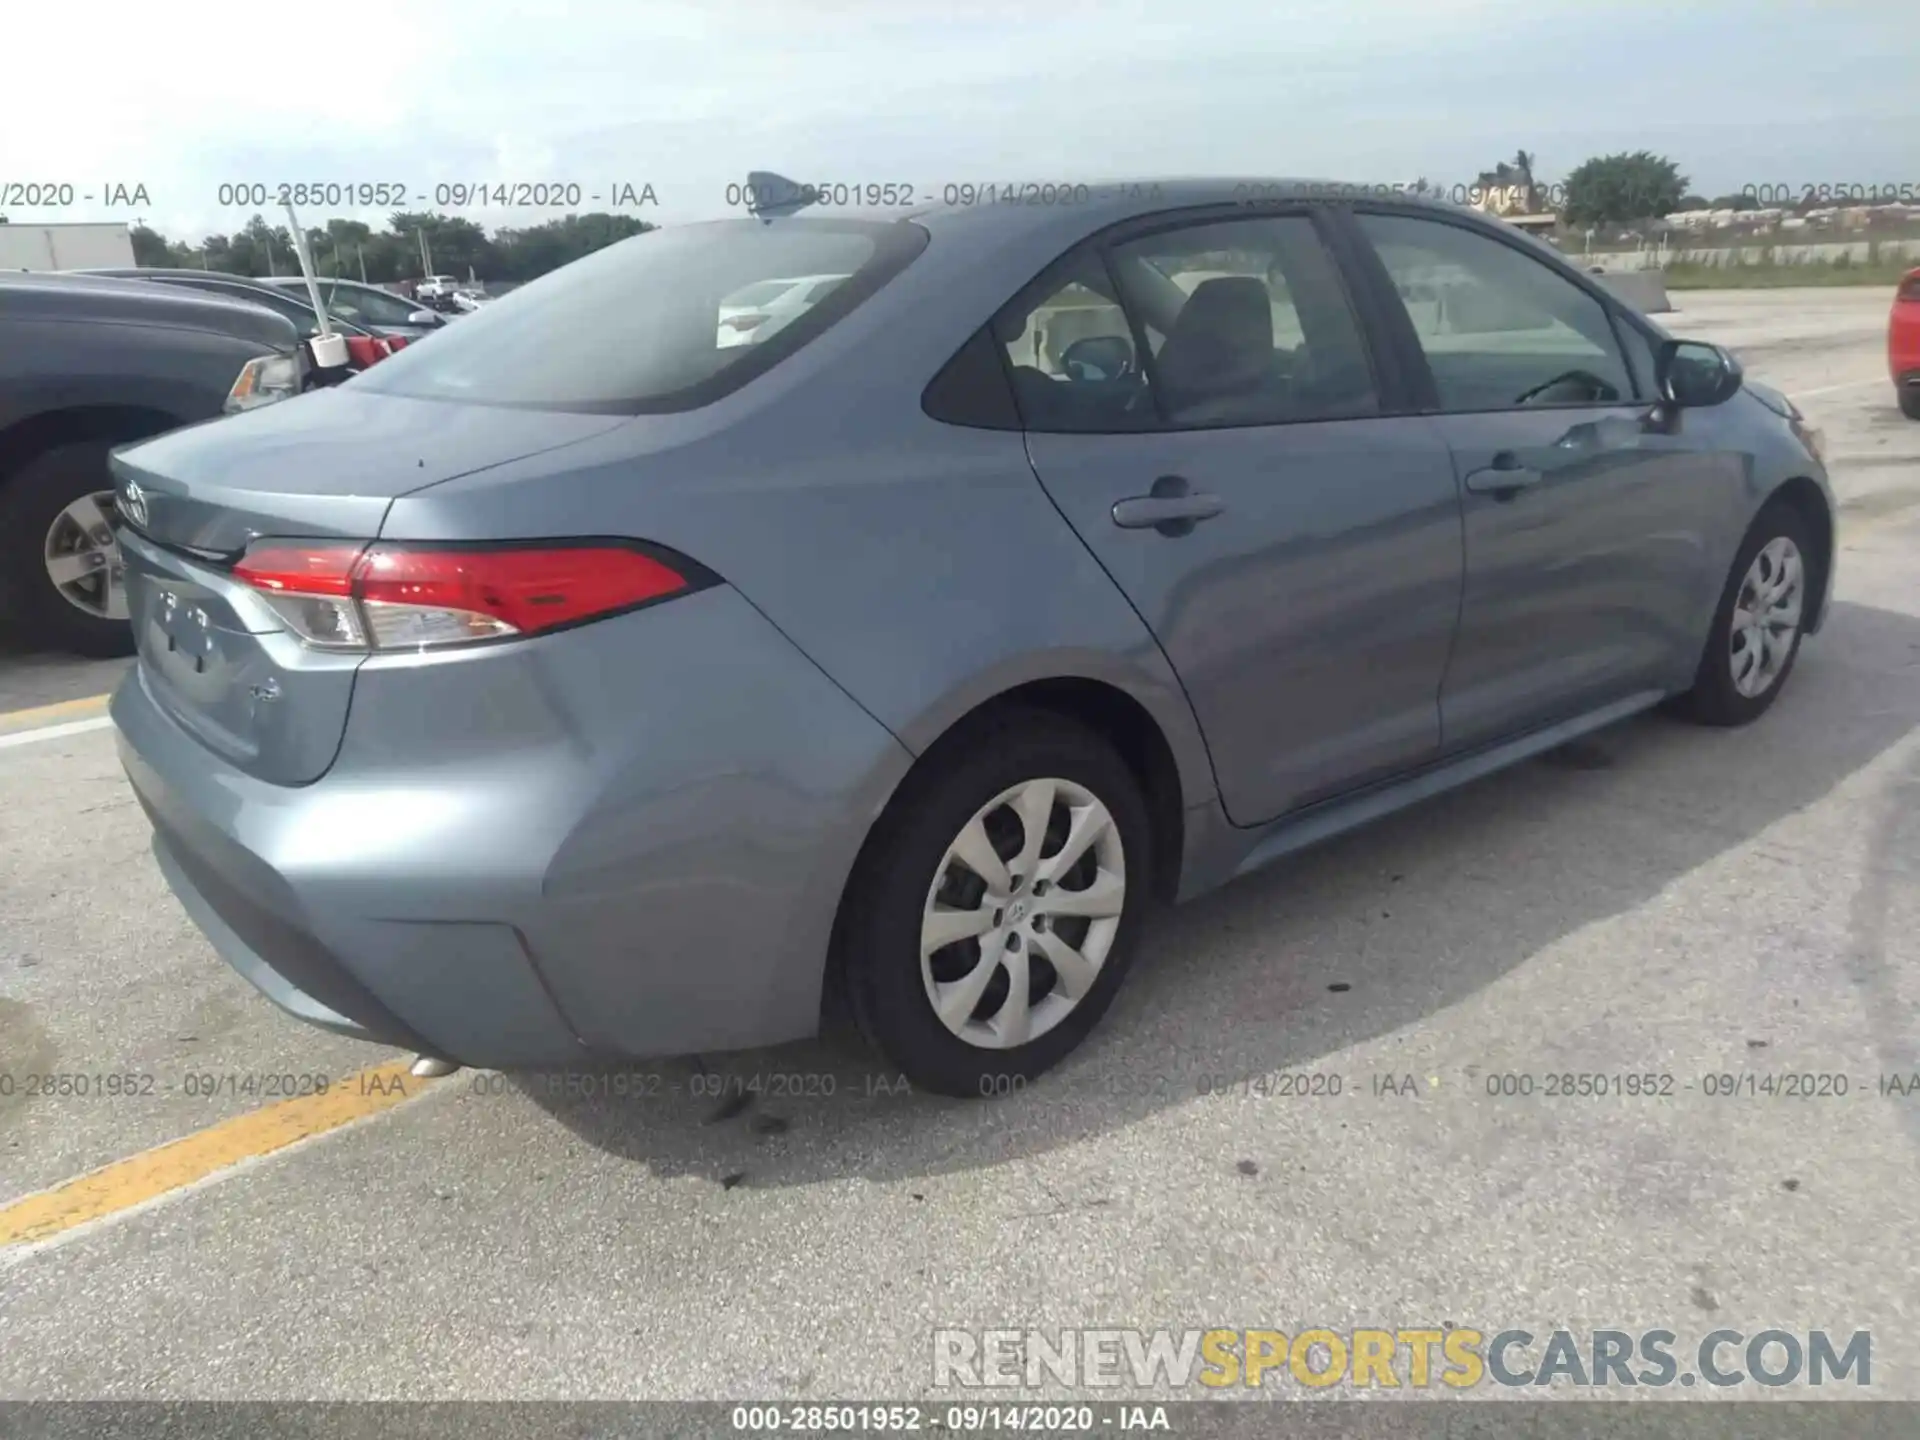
[1112,476,1225,536]
[1464,453,1542,499]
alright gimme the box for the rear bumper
[113,585,915,1067]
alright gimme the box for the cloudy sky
[2,0,1911,242]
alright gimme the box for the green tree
[384,211,495,279]
[129,224,172,267]
[491,213,654,282]
[118,209,657,286]
[1562,151,1690,226]
[1709,192,1761,212]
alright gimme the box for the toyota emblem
[120,479,149,530]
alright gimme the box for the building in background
[0,222,136,270]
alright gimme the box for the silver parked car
[109,180,1834,1097]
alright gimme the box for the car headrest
[1155,277,1274,401]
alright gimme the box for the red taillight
[343,335,397,368]
[234,541,698,651]
[1897,274,1920,304]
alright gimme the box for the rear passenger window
[991,248,1156,433]
[1108,215,1379,427]
[1357,212,1634,412]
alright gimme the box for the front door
[1350,209,1728,751]
[1002,210,1465,827]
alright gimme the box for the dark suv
[0,272,301,656]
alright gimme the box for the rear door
[1345,208,1727,751]
[1009,208,1465,827]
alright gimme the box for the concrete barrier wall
[1590,269,1672,314]
[1584,238,1920,271]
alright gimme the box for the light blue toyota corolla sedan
[108,179,1835,1097]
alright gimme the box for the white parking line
[0,716,115,750]
[1794,376,1891,399]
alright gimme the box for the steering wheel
[1512,369,1615,407]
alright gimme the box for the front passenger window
[1357,213,1634,412]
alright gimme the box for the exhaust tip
[410,1054,461,1079]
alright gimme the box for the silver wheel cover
[1730,535,1803,699]
[920,777,1126,1050]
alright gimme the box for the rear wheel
[0,441,134,657]
[840,710,1153,1098]
[1899,384,1920,421]
[1673,502,1811,727]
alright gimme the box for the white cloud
[1,0,1906,237]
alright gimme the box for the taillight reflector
[236,541,362,596]
[234,541,699,651]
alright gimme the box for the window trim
[982,201,1399,437]
[1341,202,1648,417]
[1607,307,1666,402]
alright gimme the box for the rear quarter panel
[378,217,1220,814]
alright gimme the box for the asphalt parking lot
[3,286,1919,1404]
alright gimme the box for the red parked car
[1893,267,1920,420]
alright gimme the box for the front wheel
[1672,502,1813,727]
[840,710,1153,1098]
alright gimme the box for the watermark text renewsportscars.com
[932,1327,1871,1391]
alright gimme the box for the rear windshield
[354,219,927,413]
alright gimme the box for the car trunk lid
[111,386,629,785]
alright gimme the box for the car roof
[83,266,303,288]
[900,175,1464,233]
[71,267,376,333]
[262,275,388,290]
[0,269,301,349]
[874,175,1580,294]
[718,177,1529,270]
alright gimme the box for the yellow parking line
[0,1060,436,1249]
[0,693,111,734]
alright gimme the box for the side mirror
[408,310,440,325]
[1657,339,1743,408]
[1060,334,1135,381]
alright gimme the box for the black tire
[1672,500,1813,727]
[839,708,1154,1098]
[0,440,136,658]
[1899,385,1920,421]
